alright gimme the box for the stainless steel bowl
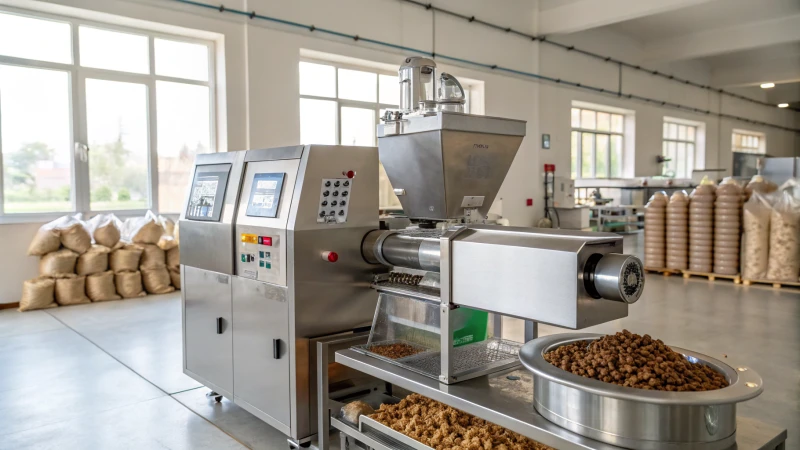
[519,333,763,450]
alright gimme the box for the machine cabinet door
[232,277,291,429]
[183,266,233,396]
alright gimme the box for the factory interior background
[0,0,799,449]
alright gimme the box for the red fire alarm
[543,164,556,173]
[526,199,533,206]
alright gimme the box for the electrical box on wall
[552,176,575,208]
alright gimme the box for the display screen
[246,172,285,218]
[185,165,230,222]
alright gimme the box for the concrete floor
[0,234,796,449]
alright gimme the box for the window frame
[732,130,765,155]
[570,107,625,179]
[662,121,698,179]
[0,6,217,223]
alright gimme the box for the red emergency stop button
[323,251,338,262]
[346,170,355,178]
[259,236,272,246]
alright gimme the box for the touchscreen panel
[186,165,230,222]
[246,172,285,218]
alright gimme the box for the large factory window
[662,120,698,179]
[299,58,481,209]
[0,8,216,219]
[732,130,766,154]
[570,107,624,179]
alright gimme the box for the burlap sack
[173,221,180,245]
[40,249,78,277]
[157,236,178,251]
[115,271,146,298]
[86,271,121,302]
[94,222,121,248]
[60,223,92,254]
[27,228,61,256]
[54,276,91,306]
[169,268,181,289]
[76,245,111,276]
[142,268,175,295]
[166,247,180,269]
[138,244,166,270]
[110,246,143,273]
[133,221,163,245]
[19,277,57,312]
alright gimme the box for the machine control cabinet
[179,151,247,401]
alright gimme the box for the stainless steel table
[335,349,787,450]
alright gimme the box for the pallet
[741,278,800,289]
[644,267,682,276]
[682,271,741,284]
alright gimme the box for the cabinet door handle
[273,339,281,359]
[216,317,223,334]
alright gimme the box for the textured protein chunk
[544,330,728,392]
[370,394,553,450]
[19,277,57,312]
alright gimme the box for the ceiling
[538,0,800,109]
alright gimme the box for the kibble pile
[370,394,553,450]
[368,342,425,359]
[544,330,729,392]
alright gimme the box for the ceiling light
[760,82,775,89]
[777,103,789,108]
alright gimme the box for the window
[0,9,215,218]
[298,60,401,209]
[570,107,624,179]
[662,121,697,178]
[732,130,765,154]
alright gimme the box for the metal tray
[520,333,764,450]
[359,415,433,450]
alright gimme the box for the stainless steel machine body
[181,145,379,443]
[520,334,765,450]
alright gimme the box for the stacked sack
[742,191,772,280]
[121,212,175,296]
[666,191,689,270]
[689,183,716,273]
[23,215,93,311]
[84,214,123,302]
[765,180,800,281]
[714,180,743,275]
[744,175,777,201]
[165,219,181,289]
[643,192,668,269]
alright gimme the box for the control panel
[316,178,352,224]
[239,233,280,284]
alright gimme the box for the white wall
[0,0,798,304]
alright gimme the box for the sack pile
[21,211,181,311]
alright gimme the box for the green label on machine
[451,307,489,347]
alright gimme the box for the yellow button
[241,233,257,244]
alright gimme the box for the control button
[259,251,265,258]
[265,262,272,269]
[323,190,330,197]
[259,260,265,268]
[338,210,345,216]
[261,236,273,246]
[331,200,338,206]
[346,170,355,178]
[332,191,339,197]
[342,191,348,197]
[241,254,246,263]
[340,200,346,206]
[334,181,340,187]
[343,180,350,187]
[325,181,331,187]
[328,211,335,216]
[322,251,338,263]
[321,200,327,206]
[319,211,326,218]
[264,252,271,258]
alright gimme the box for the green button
[241,254,246,262]
[259,251,265,258]
[265,262,272,269]
[259,260,265,267]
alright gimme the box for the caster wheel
[214,396,222,403]
[300,443,311,448]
